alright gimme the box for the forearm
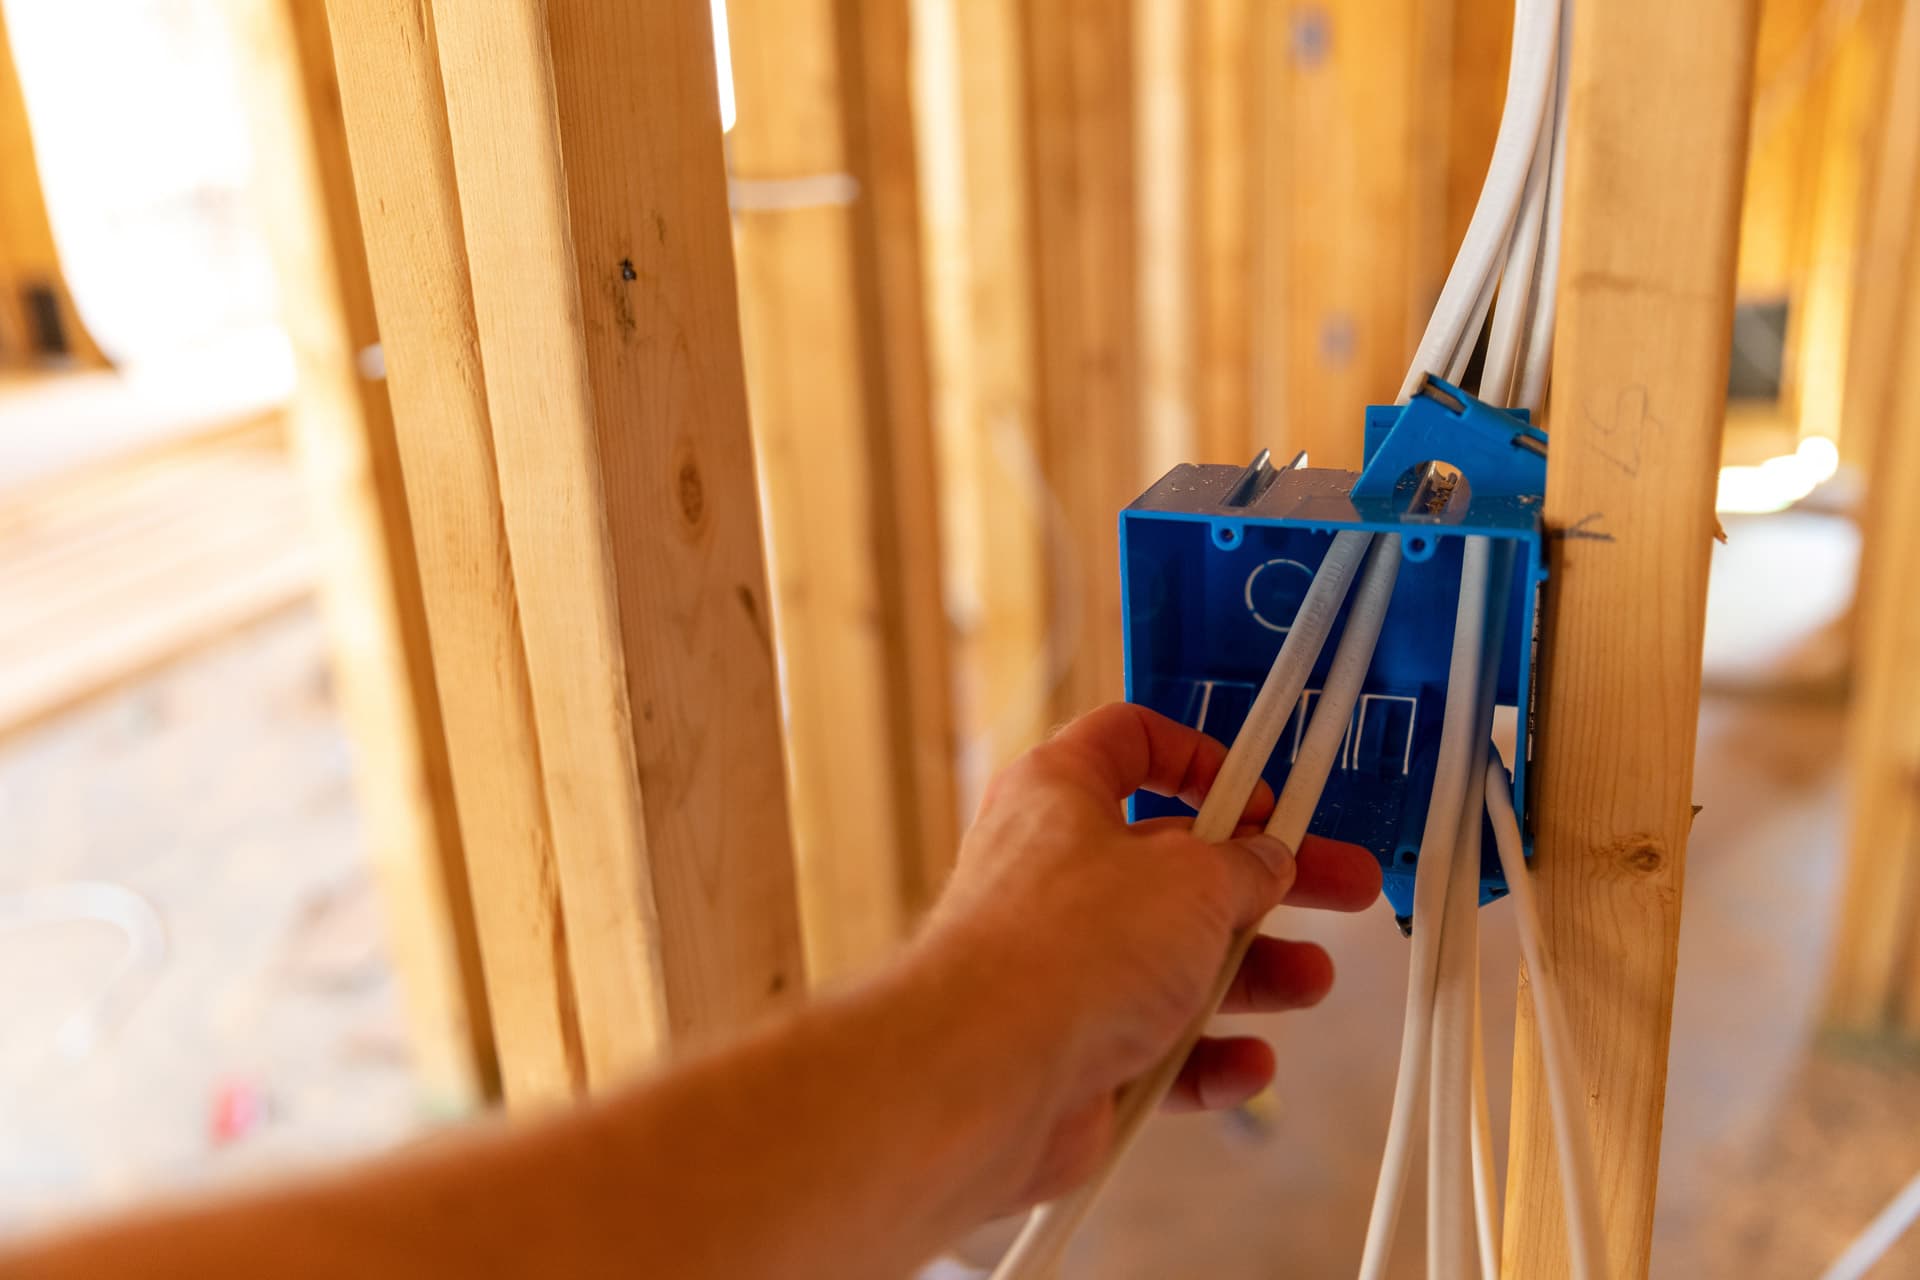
[2,937,1061,1280]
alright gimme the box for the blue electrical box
[1119,376,1548,927]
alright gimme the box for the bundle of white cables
[989,2,1600,1277]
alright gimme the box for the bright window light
[1715,435,1840,515]
[710,0,736,133]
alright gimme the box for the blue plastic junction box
[1119,376,1548,928]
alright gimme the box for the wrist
[883,920,1083,1218]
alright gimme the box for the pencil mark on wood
[1584,384,1661,477]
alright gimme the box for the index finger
[1037,702,1276,823]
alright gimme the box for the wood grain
[1501,3,1759,1276]
[1135,0,1195,476]
[1786,0,1894,446]
[540,0,807,1047]
[322,0,585,1104]
[728,0,957,979]
[235,0,496,1107]
[1837,0,1920,469]
[917,0,1051,779]
[1266,0,1442,468]
[1827,0,1920,1037]
[836,0,963,914]
[1023,0,1142,720]
[1192,0,1255,467]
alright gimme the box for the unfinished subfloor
[2,511,1917,1277]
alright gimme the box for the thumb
[1224,833,1297,919]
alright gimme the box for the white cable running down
[1478,44,1559,407]
[1356,535,1494,1280]
[1469,959,1502,1280]
[1431,536,1515,1280]
[1516,0,1573,415]
[989,529,1376,1280]
[1397,0,1562,401]
[1486,756,1607,1280]
[1430,771,1490,1277]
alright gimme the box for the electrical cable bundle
[989,2,1600,1276]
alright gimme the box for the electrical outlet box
[1119,377,1548,927]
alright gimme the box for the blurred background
[0,0,1915,1276]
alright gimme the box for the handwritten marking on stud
[1584,385,1661,477]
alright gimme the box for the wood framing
[0,4,106,368]
[836,0,964,919]
[1836,0,1920,470]
[726,0,959,981]
[1502,4,1759,1276]
[1825,0,1920,1039]
[1785,0,1896,446]
[426,0,804,1077]
[913,0,1051,784]
[235,0,496,1106]
[1134,0,1195,476]
[1191,0,1256,468]
[1023,0,1143,720]
[321,0,583,1105]
[1257,0,1448,469]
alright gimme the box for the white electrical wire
[1478,52,1558,407]
[1446,261,1504,388]
[1486,756,1606,1280]
[1397,0,1562,400]
[1469,960,1502,1280]
[1357,535,1493,1280]
[1821,1168,1920,1280]
[1515,0,1573,416]
[1430,777,1488,1278]
[989,529,1376,1280]
[1433,535,1515,1280]
[1266,536,1404,849]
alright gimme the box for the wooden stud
[1831,241,1920,1039]
[1785,0,1896,447]
[913,0,1052,789]
[1134,0,1196,476]
[1263,1,1445,469]
[1825,0,1920,1038]
[0,4,107,368]
[1837,0,1920,469]
[232,0,497,1107]
[429,0,804,1075]
[1501,4,1759,1276]
[836,0,964,915]
[1023,0,1143,720]
[1191,0,1256,467]
[321,0,585,1105]
[1445,0,1514,262]
[726,0,957,980]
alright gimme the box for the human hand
[915,702,1383,1209]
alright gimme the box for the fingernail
[1239,834,1294,878]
